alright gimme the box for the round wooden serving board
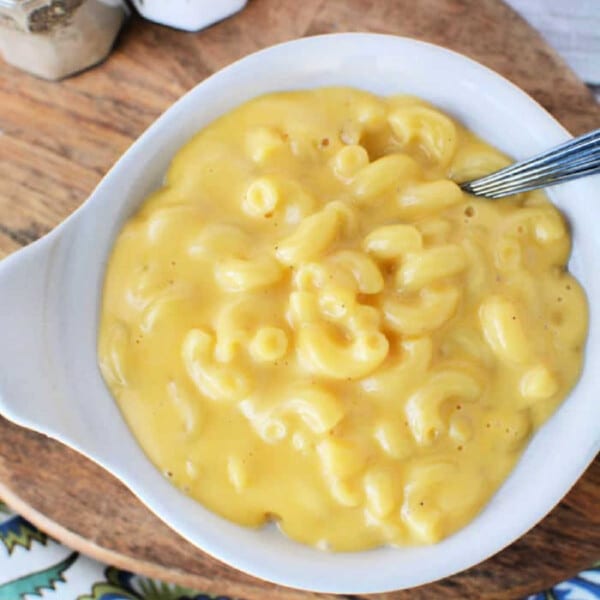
[0,1,598,598]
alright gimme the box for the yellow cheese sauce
[98,88,588,550]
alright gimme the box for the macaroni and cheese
[98,88,587,550]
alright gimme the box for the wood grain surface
[0,0,598,598]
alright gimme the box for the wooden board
[0,0,598,597]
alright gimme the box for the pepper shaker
[0,0,128,80]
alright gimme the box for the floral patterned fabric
[0,501,597,600]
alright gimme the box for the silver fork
[459,128,600,199]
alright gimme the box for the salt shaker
[0,0,127,80]
[131,0,247,32]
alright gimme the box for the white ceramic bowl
[0,34,598,594]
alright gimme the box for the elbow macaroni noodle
[99,88,587,550]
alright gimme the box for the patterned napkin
[0,502,226,599]
[0,501,598,599]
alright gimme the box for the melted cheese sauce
[98,88,587,550]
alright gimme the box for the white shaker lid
[131,0,247,32]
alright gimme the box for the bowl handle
[0,229,79,442]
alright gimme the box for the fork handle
[460,128,600,199]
